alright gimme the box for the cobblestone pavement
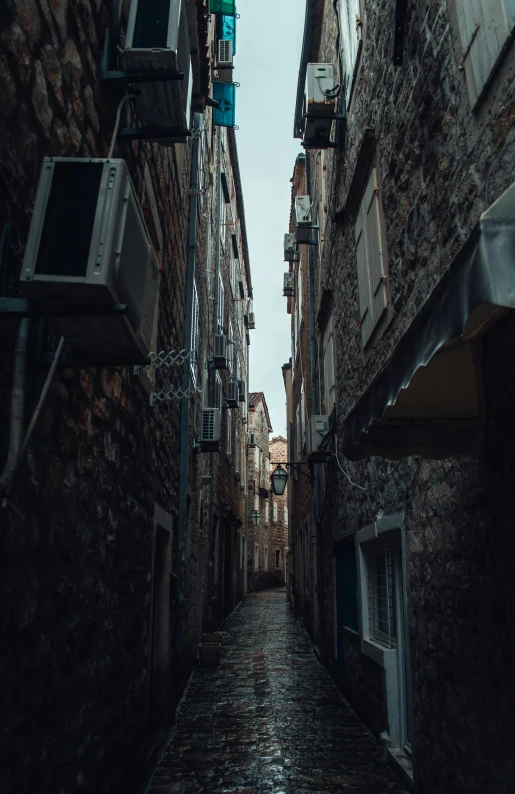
[147,589,409,794]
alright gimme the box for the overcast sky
[235,1,305,438]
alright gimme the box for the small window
[264,546,269,571]
[220,189,226,246]
[284,505,288,526]
[275,549,281,569]
[454,1,515,109]
[254,493,259,511]
[265,500,269,525]
[355,164,388,348]
[272,501,278,523]
[217,275,225,332]
[254,543,259,571]
[339,0,363,105]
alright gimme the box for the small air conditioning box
[125,0,192,135]
[284,234,298,262]
[214,333,229,369]
[304,64,336,112]
[283,272,294,297]
[306,414,330,461]
[227,380,239,408]
[201,408,221,451]
[218,40,234,84]
[21,158,160,358]
[295,195,313,243]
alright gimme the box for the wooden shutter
[364,168,388,331]
[323,315,336,414]
[355,166,388,348]
[456,0,515,108]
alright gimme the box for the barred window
[366,544,397,649]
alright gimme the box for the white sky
[235,0,305,437]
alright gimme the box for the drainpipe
[305,152,324,641]
[207,129,223,628]
[176,112,202,653]
[243,332,250,596]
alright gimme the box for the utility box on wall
[21,158,160,358]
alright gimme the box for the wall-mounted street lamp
[251,510,261,526]
[269,461,312,496]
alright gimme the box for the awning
[343,181,515,460]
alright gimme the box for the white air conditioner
[201,408,221,451]
[227,380,239,408]
[284,233,297,262]
[283,272,294,297]
[125,0,192,136]
[21,158,160,359]
[248,311,255,329]
[238,379,245,402]
[214,333,229,369]
[249,432,256,448]
[304,63,336,112]
[306,414,330,461]
[295,195,313,244]
[217,40,234,84]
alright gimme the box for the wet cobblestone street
[147,589,409,794]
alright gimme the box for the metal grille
[133,0,170,48]
[367,545,396,648]
[36,162,103,277]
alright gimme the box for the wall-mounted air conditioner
[295,195,313,243]
[21,158,160,358]
[214,333,229,369]
[306,414,330,461]
[125,0,192,136]
[248,311,255,329]
[217,40,234,83]
[227,380,239,408]
[201,408,221,451]
[248,432,256,448]
[284,233,298,262]
[283,272,294,297]
[238,379,245,402]
[303,64,337,147]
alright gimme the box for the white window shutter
[456,0,514,107]
[364,168,388,332]
[323,316,336,414]
[340,0,362,103]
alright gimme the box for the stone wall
[297,0,515,791]
[269,436,288,586]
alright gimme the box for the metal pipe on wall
[176,112,202,653]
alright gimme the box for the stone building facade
[285,2,515,792]
[0,2,253,792]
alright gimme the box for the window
[355,164,388,348]
[297,263,303,332]
[272,500,278,524]
[264,545,268,571]
[217,275,225,331]
[254,493,259,511]
[231,256,239,297]
[254,543,259,571]
[367,545,396,648]
[295,401,302,461]
[264,500,269,525]
[254,445,259,470]
[189,280,200,387]
[454,1,515,109]
[275,549,281,569]
[210,370,222,410]
[338,0,363,105]
[228,318,234,375]
[322,314,336,414]
[220,189,226,247]
[284,505,288,526]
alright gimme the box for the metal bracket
[0,298,130,319]
[117,127,191,141]
[301,110,347,151]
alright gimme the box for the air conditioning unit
[227,380,239,408]
[238,379,245,402]
[201,408,221,451]
[283,272,294,297]
[125,0,192,136]
[248,432,256,448]
[295,195,313,243]
[248,311,255,329]
[214,333,229,369]
[284,233,298,262]
[217,40,234,83]
[304,63,336,112]
[306,414,330,461]
[21,158,160,359]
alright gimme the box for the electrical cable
[108,93,136,158]
[333,446,403,492]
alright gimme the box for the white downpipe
[0,318,30,493]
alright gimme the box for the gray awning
[343,181,515,460]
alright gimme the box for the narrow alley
[147,590,408,794]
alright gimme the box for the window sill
[379,733,414,790]
[361,637,397,668]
